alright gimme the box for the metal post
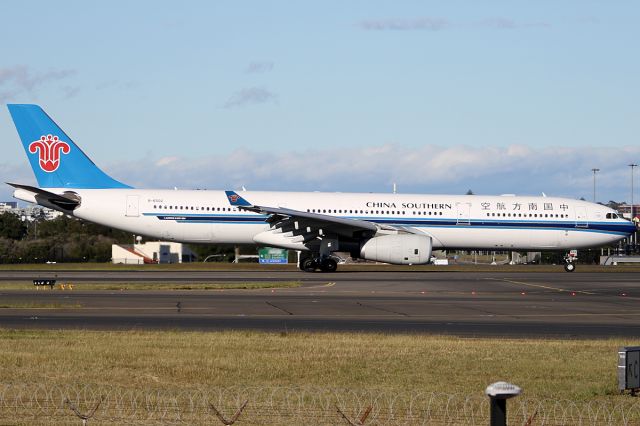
[485,382,521,426]
[489,397,507,426]
[591,168,599,202]
[630,164,638,248]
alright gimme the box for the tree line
[0,213,133,263]
[0,212,234,263]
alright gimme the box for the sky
[0,1,639,203]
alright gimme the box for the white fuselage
[45,188,633,251]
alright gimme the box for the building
[0,202,18,213]
[112,241,197,264]
[617,204,640,221]
[0,202,63,221]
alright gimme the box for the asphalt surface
[1,270,639,337]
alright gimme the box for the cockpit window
[606,213,619,219]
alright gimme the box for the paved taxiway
[0,270,639,337]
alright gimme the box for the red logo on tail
[28,135,71,173]
[228,194,240,203]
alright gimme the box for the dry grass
[0,281,302,291]
[0,302,81,309]
[0,329,626,401]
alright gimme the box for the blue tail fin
[7,104,131,189]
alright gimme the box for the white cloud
[360,17,551,32]
[224,87,278,108]
[246,61,274,74]
[0,65,76,102]
[155,156,179,167]
[360,17,450,31]
[1,144,637,203]
[101,144,640,203]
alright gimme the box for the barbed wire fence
[2,384,640,425]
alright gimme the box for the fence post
[65,397,103,425]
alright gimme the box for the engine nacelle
[360,234,432,265]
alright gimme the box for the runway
[1,270,639,337]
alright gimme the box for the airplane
[6,104,636,273]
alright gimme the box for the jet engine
[359,234,432,265]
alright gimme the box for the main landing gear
[563,253,577,272]
[300,256,338,273]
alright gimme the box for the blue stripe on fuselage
[142,213,634,236]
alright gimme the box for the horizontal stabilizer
[7,182,80,210]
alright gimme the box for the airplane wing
[224,190,410,239]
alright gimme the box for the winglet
[225,190,252,207]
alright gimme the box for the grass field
[1,330,637,424]
[0,329,627,401]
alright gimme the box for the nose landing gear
[563,251,577,272]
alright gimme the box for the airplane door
[575,206,588,228]
[126,195,139,217]
[456,202,471,225]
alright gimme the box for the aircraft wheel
[564,263,576,272]
[319,258,338,273]
[301,258,317,272]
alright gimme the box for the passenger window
[414,249,419,255]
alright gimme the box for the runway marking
[302,282,337,290]
[304,282,337,289]
[356,302,410,317]
[484,278,596,295]
[265,301,294,315]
